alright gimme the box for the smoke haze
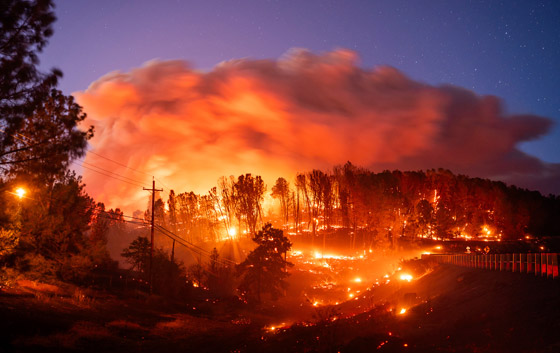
[76,49,559,212]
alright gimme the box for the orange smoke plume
[76,49,557,212]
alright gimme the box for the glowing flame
[399,274,413,282]
[354,277,362,283]
[15,187,26,199]
[399,308,407,315]
[228,227,237,237]
[266,323,286,332]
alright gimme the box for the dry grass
[107,319,143,330]
[151,313,233,339]
[17,279,66,295]
[71,287,96,307]
[16,321,111,350]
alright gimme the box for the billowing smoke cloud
[76,49,558,212]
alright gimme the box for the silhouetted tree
[295,173,312,232]
[1,90,93,180]
[237,223,292,303]
[416,199,434,238]
[90,203,124,245]
[271,177,290,227]
[1,0,60,159]
[176,191,200,242]
[218,176,237,236]
[234,174,266,235]
[121,236,150,274]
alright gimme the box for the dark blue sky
[40,0,560,163]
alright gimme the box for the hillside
[1,262,559,352]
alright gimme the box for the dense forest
[154,163,560,250]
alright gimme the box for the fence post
[546,254,554,279]
[527,254,533,273]
[552,254,558,279]
[520,254,527,273]
[513,254,519,272]
[541,253,547,277]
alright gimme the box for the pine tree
[237,223,292,303]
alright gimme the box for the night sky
[41,0,560,162]
[37,0,560,210]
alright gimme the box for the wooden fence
[421,253,559,279]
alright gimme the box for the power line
[75,158,150,187]
[86,152,174,192]
[83,151,175,192]
[1,128,171,191]
[74,162,148,188]
[5,186,236,267]
[154,177,172,191]
[154,224,236,266]
[0,128,31,144]
[87,150,153,177]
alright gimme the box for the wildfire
[354,277,362,283]
[266,323,287,333]
[228,227,237,237]
[399,274,413,282]
[15,187,26,199]
[399,308,407,315]
[314,251,353,260]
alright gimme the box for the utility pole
[144,177,162,293]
